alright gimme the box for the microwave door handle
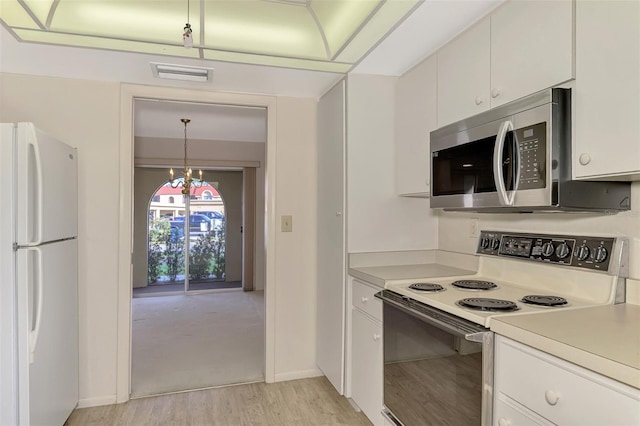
[493,120,514,206]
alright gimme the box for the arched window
[169,196,175,204]
[202,190,213,200]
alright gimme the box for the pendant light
[169,118,203,195]
[183,0,193,48]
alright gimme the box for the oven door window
[383,303,483,425]
[432,132,517,197]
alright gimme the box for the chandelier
[170,118,203,195]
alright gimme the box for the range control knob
[593,246,608,263]
[542,242,555,257]
[491,238,501,250]
[575,244,590,261]
[480,237,490,249]
[555,243,571,259]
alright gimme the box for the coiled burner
[408,283,445,292]
[451,280,497,290]
[520,295,568,307]
[456,298,519,312]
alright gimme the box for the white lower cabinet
[350,280,384,426]
[494,335,640,426]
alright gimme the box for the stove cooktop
[383,230,626,327]
[385,273,613,327]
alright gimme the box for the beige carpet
[131,290,264,397]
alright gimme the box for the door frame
[117,84,277,402]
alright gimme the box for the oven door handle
[376,291,486,338]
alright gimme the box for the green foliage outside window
[148,217,225,283]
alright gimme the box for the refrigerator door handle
[27,132,45,246]
[29,247,44,364]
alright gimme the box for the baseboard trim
[274,368,323,382]
[77,395,117,408]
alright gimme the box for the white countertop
[349,263,476,288]
[491,304,640,389]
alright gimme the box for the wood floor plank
[67,377,372,426]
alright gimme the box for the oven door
[376,290,493,426]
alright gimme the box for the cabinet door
[317,80,346,394]
[351,309,383,426]
[490,0,573,107]
[437,18,490,127]
[574,0,640,179]
[395,54,437,196]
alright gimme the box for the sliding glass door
[146,178,226,294]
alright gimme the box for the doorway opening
[129,98,267,397]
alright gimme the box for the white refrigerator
[0,123,79,426]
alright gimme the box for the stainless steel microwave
[430,88,630,212]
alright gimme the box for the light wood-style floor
[67,377,372,426]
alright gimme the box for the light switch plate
[281,215,293,232]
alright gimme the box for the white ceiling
[0,0,422,73]
[353,0,502,75]
[1,0,503,140]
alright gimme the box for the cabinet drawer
[352,280,382,321]
[494,393,553,426]
[496,336,640,425]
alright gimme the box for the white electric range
[382,230,628,328]
[377,230,629,426]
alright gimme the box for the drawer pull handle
[579,153,591,166]
[475,96,484,106]
[545,390,560,406]
[361,297,368,303]
[498,419,511,426]
[373,334,381,341]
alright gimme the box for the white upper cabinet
[437,18,491,127]
[395,54,437,196]
[490,0,574,108]
[436,0,574,127]
[573,0,640,180]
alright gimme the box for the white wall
[0,73,121,406]
[273,97,321,380]
[0,72,321,405]
[438,181,640,280]
[346,74,439,253]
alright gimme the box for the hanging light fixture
[170,118,203,195]
[183,0,193,48]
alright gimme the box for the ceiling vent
[150,63,214,82]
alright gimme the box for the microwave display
[516,122,546,190]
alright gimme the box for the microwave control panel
[515,122,546,190]
[477,231,616,271]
